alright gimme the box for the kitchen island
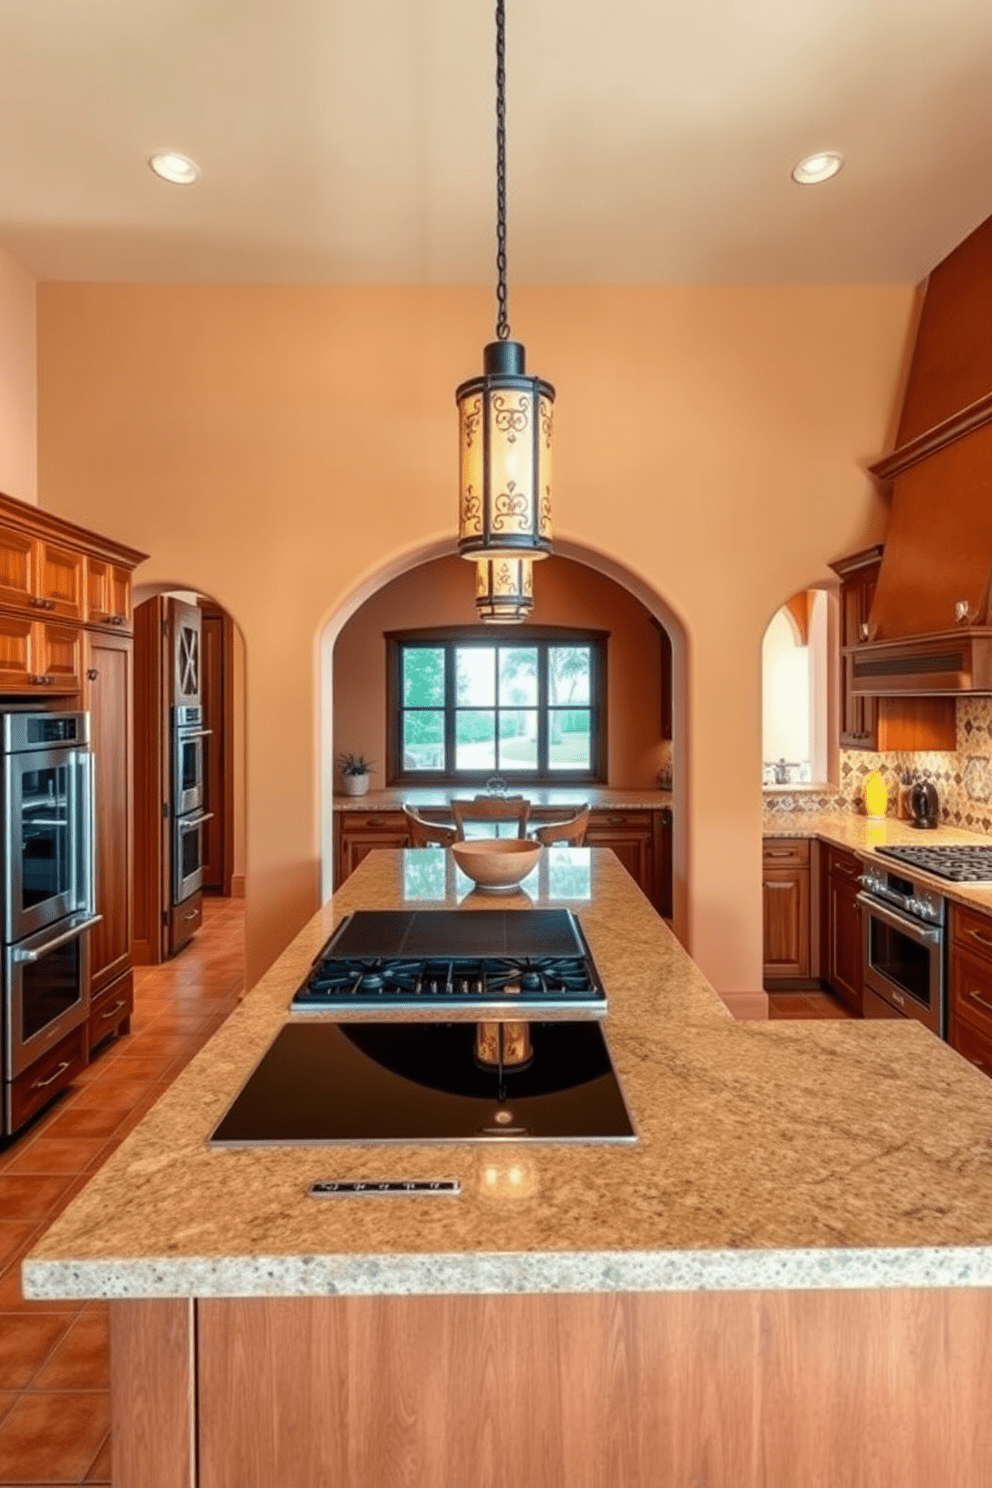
[23,848,992,1487]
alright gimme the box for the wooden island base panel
[116,1289,992,1488]
[25,851,992,1488]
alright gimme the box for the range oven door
[172,708,211,818]
[4,746,94,943]
[173,809,214,904]
[4,911,101,1078]
[857,891,945,1037]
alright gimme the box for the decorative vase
[341,773,370,797]
[863,770,888,820]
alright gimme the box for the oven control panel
[859,866,945,924]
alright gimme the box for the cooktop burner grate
[874,844,992,883]
[293,953,603,1011]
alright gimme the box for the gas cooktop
[874,844,992,883]
[291,909,607,1020]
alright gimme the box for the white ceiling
[2,0,991,284]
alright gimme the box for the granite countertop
[762,811,992,915]
[336,786,673,812]
[23,848,992,1301]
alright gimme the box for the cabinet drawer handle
[765,849,794,858]
[967,928,992,949]
[32,1059,71,1089]
[29,596,44,608]
[606,815,627,825]
[966,988,992,1014]
[182,911,199,923]
[891,990,905,1006]
[99,998,128,1020]
[968,1056,987,1070]
[110,614,126,626]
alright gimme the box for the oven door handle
[178,729,213,740]
[180,810,214,829]
[855,892,942,946]
[12,912,103,964]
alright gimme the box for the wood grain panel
[0,612,34,689]
[37,540,84,620]
[0,528,35,608]
[196,1291,992,1488]
[897,214,992,445]
[84,629,133,994]
[762,868,810,978]
[111,1300,195,1488]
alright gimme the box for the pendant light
[475,555,534,623]
[457,0,555,624]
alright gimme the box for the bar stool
[531,806,590,847]
[402,806,458,849]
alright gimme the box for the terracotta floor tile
[0,1177,81,1225]
[0,1389,111,1482]
[31,1313,109,1392]
[4,1139,109,1179]
[84,1430,111,1482]
[65,1077,155,1113]
[0,1314,74,1390]
[33,1106,125,1144]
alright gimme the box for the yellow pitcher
[863,770,888,820]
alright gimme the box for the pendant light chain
[495,0,510,341]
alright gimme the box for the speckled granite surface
[23,849,992,1300]
[762,811,992,916]
[336,786,673,811]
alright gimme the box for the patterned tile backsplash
[763,697,992,835]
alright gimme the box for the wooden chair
[531,806,590,847]
[402,805,458,849]
[450,795,531,841]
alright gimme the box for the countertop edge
[22,1245,992,1300]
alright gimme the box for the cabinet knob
[110,614,126,626]
[87,668,99,681]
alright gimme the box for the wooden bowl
[451,838,543,893]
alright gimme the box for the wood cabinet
[949,903,992,1081]
[83,629,135,1043]
[335,804,673,917]
[830,547,882,750]
[825,846,863,1014]
[762,839,811,981]
[86,557,133,631]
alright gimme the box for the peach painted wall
[35,284,914,992]
[0,246,37,503]
[333,553,668,788]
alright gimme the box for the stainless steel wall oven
[2,712,101,1132]
[172,705,210,818]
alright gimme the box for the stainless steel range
[857,858,946,1035]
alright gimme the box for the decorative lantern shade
[458,340,554,564]
[475,556,534,625]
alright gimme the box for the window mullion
[538,642,548,776]
[444,642,456,774]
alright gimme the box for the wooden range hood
[851,215,992,697]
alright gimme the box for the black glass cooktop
[209,1020,636,1146]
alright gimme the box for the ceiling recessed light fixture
[791,151,844,186]
[148,151,201,186]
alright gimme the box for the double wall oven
[2,712,100,1134]
[172,704,213,905]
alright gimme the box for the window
[387,628,607,785]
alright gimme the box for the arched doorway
[317,540,689,945]
[131,586,247,968]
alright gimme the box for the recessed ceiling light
[791,152,844,186]
[148,151,201,186]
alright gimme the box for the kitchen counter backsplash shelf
[763,696,992,836]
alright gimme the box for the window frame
[385,626,609,786]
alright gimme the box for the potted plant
[337,752,375,797]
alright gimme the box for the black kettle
[909,779,940,830]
